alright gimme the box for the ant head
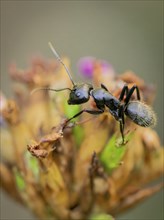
[48,43,93,104]
[68,83,93,105]
[48,43,94,105]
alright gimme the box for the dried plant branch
[0,55,163,220]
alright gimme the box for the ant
[32,42,156,144]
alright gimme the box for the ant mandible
[32,42,156,144]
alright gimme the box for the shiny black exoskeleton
[66,82,156,143]
[33,42,156,144]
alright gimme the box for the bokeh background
[1,1,163,219]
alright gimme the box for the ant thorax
[91,88,119,108]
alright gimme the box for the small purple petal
[77,57,95,78]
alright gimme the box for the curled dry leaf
[27,130,63,158]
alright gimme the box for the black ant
[32,42,156,144]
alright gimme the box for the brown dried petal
[140,127,160,151]
[119,71,145,87]
[0,128,16,164]
[27,130,63,158]
[0,163,22,202]
[111,182,164,215]
[1,100,20,125]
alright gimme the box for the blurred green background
[1,1,163,219]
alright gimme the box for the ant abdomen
[125,101,156,127]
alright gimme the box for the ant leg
[124,85,141,105]
[101,84,109,91]
[119,84,129,101]
[63,108,104,129]
[119,120,125,144]
[118,106,125,144]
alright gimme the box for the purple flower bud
[78,57,115,79]
[77,57,95,78]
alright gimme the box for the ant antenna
[48,42,75,86]
[31,87,71,95]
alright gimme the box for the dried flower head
[0,52,163,220]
